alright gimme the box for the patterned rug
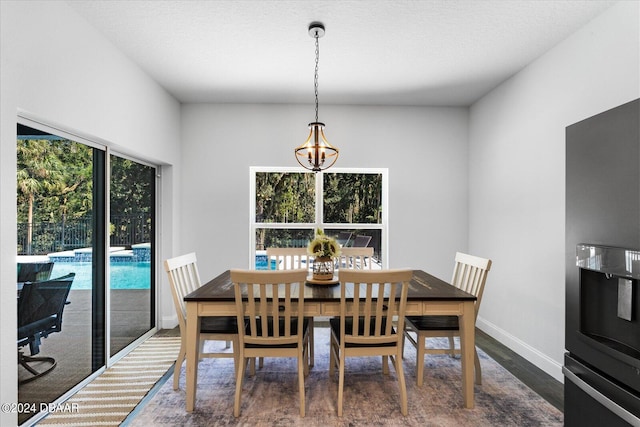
[128,328,563,426]
[38,336,181,426]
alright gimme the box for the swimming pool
[51,255,275,289]
[255,255,277,270]
[50,262,151,290]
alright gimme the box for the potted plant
[307,228,341,280]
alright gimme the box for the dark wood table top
[185,269,476,303]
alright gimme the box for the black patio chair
[17,261,54,283]
[335,232,353,247]
[17,273,75,384]
[352,235,372,248]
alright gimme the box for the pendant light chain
[294,21,338,172]
[314,31,320,123]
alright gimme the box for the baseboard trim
[476,316,564,383]
[161,314,178,330]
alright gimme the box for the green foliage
[255,172,314,249]
[255,171,382,225]
[109,156,154,245]
[323,173,382,224]
[256,172,315,223]
[17,138,94,254]
[110,156,153,217]
[254,171,383,251]
[17,138,93,224]
[17,135,154,254]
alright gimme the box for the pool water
[255,258,277,270]
[50,262,151,290]
[52,255,274,289]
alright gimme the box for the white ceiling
[66,0,617,106]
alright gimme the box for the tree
[323,173,382,224]
[17,133,154,255]
[255,172,315,248]
[17,139,64,254]
[17,137,94,254]
[110,156,154,246]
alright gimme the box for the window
[250,167,388,269]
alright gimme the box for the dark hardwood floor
[475,328,564,412]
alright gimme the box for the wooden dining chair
[164,253,239,390]
[231,268,310,417]
[266,247,311,270]
[266,247,315,368]
[330,269,413,416]
[404,252,492,386]
[338,247,374,269]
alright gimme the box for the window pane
[256,172,315,223]
[323,173,382,224]
[324,228,382,266]
[17,125,101,425]
[255,228,314,251]
[255,228,314,269]
[17,136,94,254]
[109,155,155,356]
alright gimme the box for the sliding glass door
[16,122,156,425]
[109,154,155,356]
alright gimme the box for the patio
[18,288,151,425]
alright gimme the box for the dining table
[183,269,477,412]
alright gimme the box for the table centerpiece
[307,228,341,281]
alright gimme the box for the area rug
[128,328,563,426]
[38,336,181,426]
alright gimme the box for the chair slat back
[164,253,201,331]
[451,252,492,318]
[266,247,311,270]
[338,247,374,270]
[231,269,308,346]
[338,269,412,346]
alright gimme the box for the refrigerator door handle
[563,366,640,426]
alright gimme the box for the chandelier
[295,22,339,172]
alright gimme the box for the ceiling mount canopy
[295,21,339,173]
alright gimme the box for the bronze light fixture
[295,22,339,172]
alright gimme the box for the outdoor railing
[17,215,151,255]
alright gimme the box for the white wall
[469,1,639,381]
[180,104,469,283]
[0,2,181,424]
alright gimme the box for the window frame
[249,166,388,268]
